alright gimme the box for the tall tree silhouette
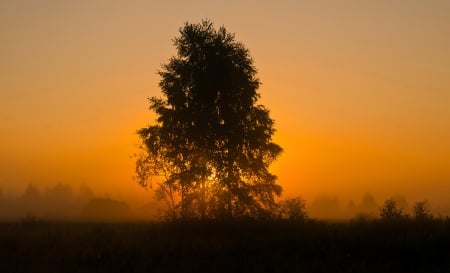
[136,20,282,220]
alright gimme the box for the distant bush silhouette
[22,183,40,201]
[413,200,433,221]
[136,20,282,220]
[277,197,307,221]
[82,198,132,221]
[19,213,45,229]
[309,194,342,219]
[380,198,406,220]
[45,182,73,203]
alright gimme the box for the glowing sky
[1,1,449,207]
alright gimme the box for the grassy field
[1,218,449,273]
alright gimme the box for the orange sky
[1,1,449,208]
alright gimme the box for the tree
[412,200,433,221]
[380,198,405,220]
[22,183,40,202]
[278,197,307,221]
[136,20,282,220]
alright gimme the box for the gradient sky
[1,1,449,208]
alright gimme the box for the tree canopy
[136,20,282,220]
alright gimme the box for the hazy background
[1,0,449,219]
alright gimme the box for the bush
[380,198,406,220]
[277,197,308,221]
[413,200,433,221]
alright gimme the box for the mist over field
[1,1,449,272]
[1,1,449,222]
[1,182,449,222]
[0,183,158,222]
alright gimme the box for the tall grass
[0,218,449,272]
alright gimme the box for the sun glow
[0,1,449,217]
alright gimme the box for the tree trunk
[202,181,206,220]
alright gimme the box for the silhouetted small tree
[413,200,433,221]
[380,198,405,220]
[45,183,73,203]
[22,183,40,201]
[136,20,282,220]
[278,197,307,221]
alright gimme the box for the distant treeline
[0,183,445,222]
[0,183,158,221]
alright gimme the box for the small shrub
[380,198,406,220]
[277,197,308,221]
[413,200,433,221]
[19,213,45,229]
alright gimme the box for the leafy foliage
[136,20,282,220]
[380,198,406,220]
[413,200,433,221]
[277,197,308,221]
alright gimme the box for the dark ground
[1,218,449,273]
